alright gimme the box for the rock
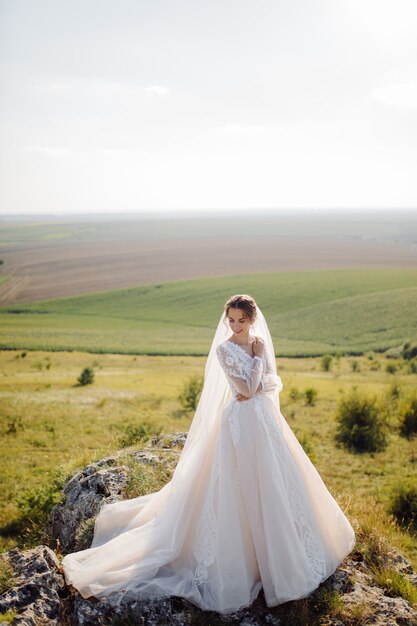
[324,556,417,626]
[0,545,65,625]
[44,456,131,553]
[44,433,186,554]
[3,433,417,625]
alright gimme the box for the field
[1,268,417,356]
[0,211,416,304]
[1,348,416,570]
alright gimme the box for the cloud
[23,146,75,157]
[371,77,417,108]
[143,85,169,97]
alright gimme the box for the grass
[1,268,417,356]
[0,554,14,594]
[371,565,417,605]
[1,349,417,576]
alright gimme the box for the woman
[62,294,355,614]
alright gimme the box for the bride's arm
[216,344,264,398]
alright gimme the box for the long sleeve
[260,350,283,394]
[216,343,264,398]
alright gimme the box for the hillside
[1,268,417,356]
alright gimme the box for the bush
[408,358,417,374]
[289,386,301,401]
[398,395,417,439]
[350,360,360,372]
[118,422,162,448]
[320,354,333,371]
[77,366,94,386]
[304,388,317,406]
[402,341,417,361]
[386,363,397,374]
[178,375,204,412]
[335,390,388,453]
[389,483,417,532]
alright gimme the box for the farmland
[0,211,416,305]
[0,268,416,356]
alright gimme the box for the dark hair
[223,294,257,325]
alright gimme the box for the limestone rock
[44,432,186,554]
[0,545,65,625]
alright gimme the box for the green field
[1,348,416,570]
[1,268,417,356]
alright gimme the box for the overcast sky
[0,0,416,214]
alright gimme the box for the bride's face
[227,308,252,336]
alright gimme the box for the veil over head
[170,302,280,491]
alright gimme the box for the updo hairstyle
[223,294,257,329]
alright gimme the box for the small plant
[77,366,95,386]
[289,386,301,401]
[408,358,417,374]
[335,390,387,453]
[371,564,417,604]
[370,361,381,371]
[350,359,360,372]
[389,483,417,532]
[178,375,204,412]
[388,381,401,400]
[20,351,27,358]
[0,557,14,594]
[294,431,316,462]
[320,354,333,371]
[402,341,417,361]
[118,422,162,448]
[0,610,18,623]
[304,388,317,406]
[6,416,24,435]
[398,395,417,439]
[75,517,96,550]
[386,363,397,374]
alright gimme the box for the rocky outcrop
[1,432,417,626]
[0,546,65,625]
[44,432,188,554]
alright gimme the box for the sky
[0,0,416,215]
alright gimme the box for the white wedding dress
[62,329,355,614]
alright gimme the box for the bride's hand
[236,393,249,402]
[252,336,265,358]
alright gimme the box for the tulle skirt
[62,393,355,614]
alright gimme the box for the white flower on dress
[225,356,234,366]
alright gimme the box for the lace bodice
[216,340,283,399]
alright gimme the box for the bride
[62,294,355,614]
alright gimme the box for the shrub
[178,375,204,412]
[398,395,417,439]
[370,361,381,371]
[402,341,417,361]
[350,360,360,372]
[304,388,317,406]
[386,363,397,374]
[335,390,388,452]
[320,354,333,371]
[15,470,65,546]
[118,421,162,448]
[408,358,417,374]
[77,366,94,386]
[289,386,301,401]
[389,483,417,532]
